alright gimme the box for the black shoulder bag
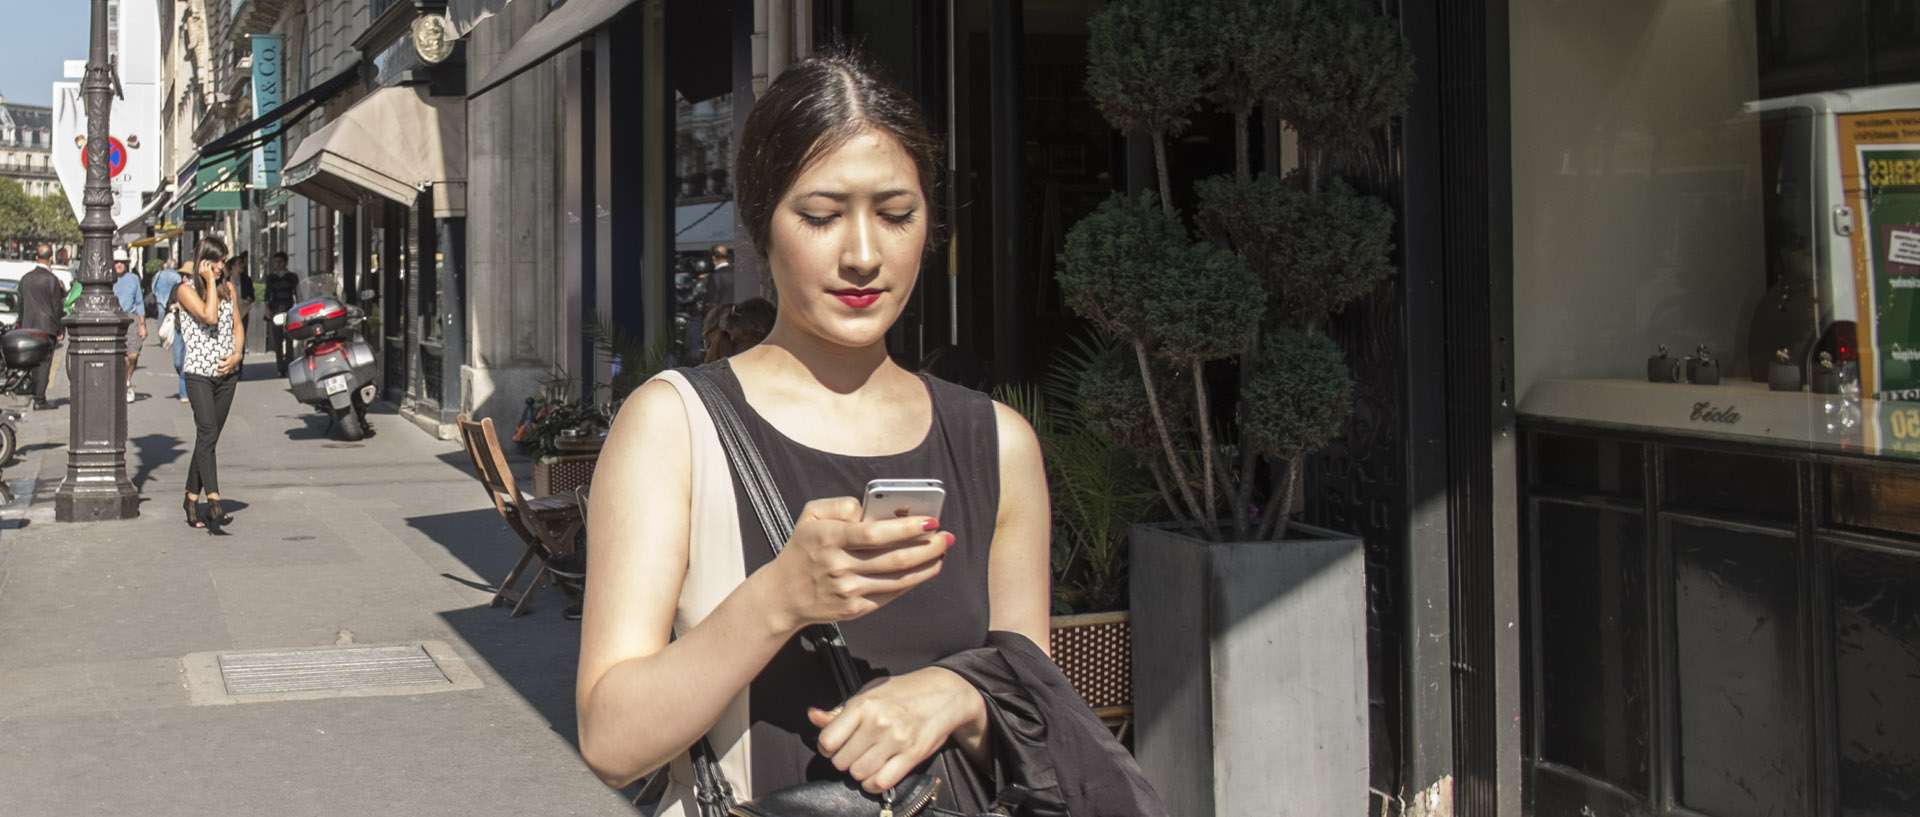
[676,367,1029,817]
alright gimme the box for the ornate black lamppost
[55,0,138,521]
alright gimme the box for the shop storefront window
[1516,7,1920,817]
[672,92,734,361]
[1515,0,1920,462]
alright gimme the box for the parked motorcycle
[0,326,55,464]
[273,278,379,442]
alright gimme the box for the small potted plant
[517,372,610,497]
[1063,0,1412,811]
[517,315,680,496]
[1000,334,1163,734]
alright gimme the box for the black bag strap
[679,365,865,695]
[677,365,867,816]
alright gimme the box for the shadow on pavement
[280,398,403,441]
[128,433,185,490]
[407,446,617,786]
[285,412,334,440]
[411,505,600,770]
[238,359,286,382]
[435,448,535,486]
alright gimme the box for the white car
[0,260,75,290]
[0,280,19,328]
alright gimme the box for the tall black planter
[1131,521,1369,816]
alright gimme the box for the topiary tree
[1276,3,1416,196]
[1085,0,1207,214]
[1191,0,1303,182]
[1065,0,1412,541]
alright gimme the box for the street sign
[251,35,284,189]
[193,154,247,211]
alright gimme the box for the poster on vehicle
[1839,114,1920,402]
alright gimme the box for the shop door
[412,194,446,409]
[380,201,408,401]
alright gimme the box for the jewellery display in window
[1648,345,1683,383]
[1809,351,1841,395]
[1769,348,1803,392]
[1687,344,1720,385]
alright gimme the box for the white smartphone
[860,478,947,523]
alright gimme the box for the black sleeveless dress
[703,360,1001,793]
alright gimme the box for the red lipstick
[831,288,882,309]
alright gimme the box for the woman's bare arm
[576,379,791,786]
[986,400,1053,650]
[222,282,246,375]
[176,273,222,325]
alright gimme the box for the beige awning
[283,86,467,217]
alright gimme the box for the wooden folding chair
[456,413,584,616]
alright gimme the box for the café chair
[456,413,584,617]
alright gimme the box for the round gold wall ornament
[412,14,456,65]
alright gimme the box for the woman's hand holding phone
[761,496,953,630]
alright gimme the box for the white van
[1748,84,1920,400]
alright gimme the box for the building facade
[0,100,61,199]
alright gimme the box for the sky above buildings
[0,3,90,107]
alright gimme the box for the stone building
[0,99,61,199]
[165,0,466,436]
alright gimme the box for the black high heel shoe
[206,498,234,531]
[184,495,205,528]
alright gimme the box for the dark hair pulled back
[734,49,942,260]
[196,236,230,266]
[191,235,231,299]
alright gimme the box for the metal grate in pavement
[184,640,482,705]
[218,644,450,695]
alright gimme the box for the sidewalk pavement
[0,340,642,815]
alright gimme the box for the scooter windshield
[295,275,338,303]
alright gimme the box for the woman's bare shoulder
[607,376,691,448]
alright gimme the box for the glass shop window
[1512,0,1920,462]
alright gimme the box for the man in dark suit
[17,244,66,410]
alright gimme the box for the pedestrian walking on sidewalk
[16,244,66,410]
[229,252,254,374]
[175,236,245,532]
[263,251,300,376]
[574,52,1065,815]
[112,249,146,403]
[152,257,187,400]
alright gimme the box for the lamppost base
[54,482,140,522]
[55,312,138,523]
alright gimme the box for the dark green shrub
[1068,0,1409,541]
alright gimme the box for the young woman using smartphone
[576,52,1052,815]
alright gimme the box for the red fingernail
[923,518,940,531]
[945,532,956,547]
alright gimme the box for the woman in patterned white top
[175,236,246,532]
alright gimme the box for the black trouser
[268,306,292,373]
[29,353,52,403]
[184,372,238,496]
